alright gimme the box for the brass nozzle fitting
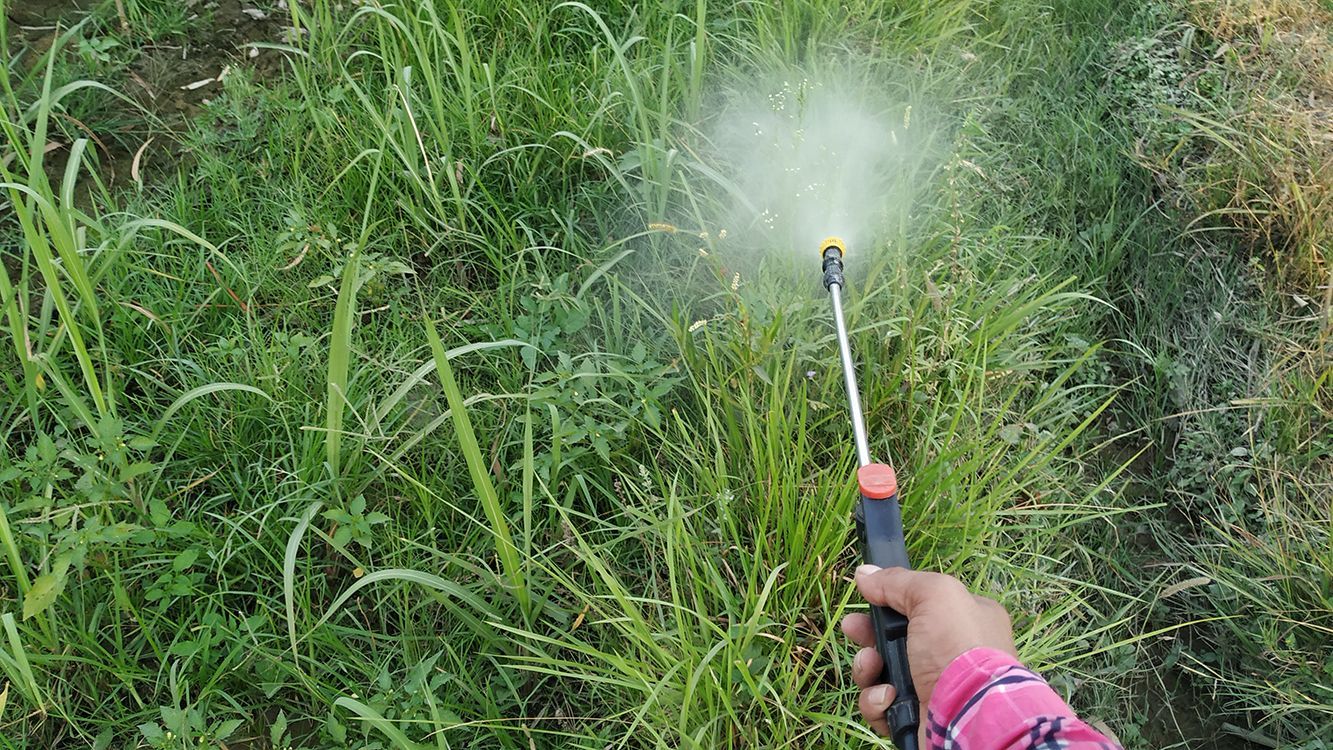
[820,236,847,257]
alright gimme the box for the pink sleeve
[925,648,1121,750]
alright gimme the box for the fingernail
[873,684,893,706]
[853,649,869,671]
[855,564,881,578]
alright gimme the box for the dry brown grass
[1175,0,1333,300]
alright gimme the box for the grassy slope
[1103,1,1332,744]
[0,0,1326,748]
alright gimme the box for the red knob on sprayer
[858,463,898,499]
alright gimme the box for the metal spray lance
[821,237,920,750]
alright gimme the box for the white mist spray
[710,77,911,259]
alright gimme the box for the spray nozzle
[821,236,846,289]
[820,236,847,258]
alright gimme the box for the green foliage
[323,495,391,551]
[137,705,244,749]
[0,0,1326,747]
[74,36,121,70]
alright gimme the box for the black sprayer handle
[854,486,920,750]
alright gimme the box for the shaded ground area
[5,0,286,186]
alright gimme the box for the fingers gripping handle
[855,474,920,750]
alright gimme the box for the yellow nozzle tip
[820,236,846,256]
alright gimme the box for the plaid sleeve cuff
[925,647,1122,750]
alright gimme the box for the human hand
[840,565,1017,737]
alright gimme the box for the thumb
[855,565,967,615]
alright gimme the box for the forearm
[926,648,1121,750]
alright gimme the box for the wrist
[927,647,1024,726]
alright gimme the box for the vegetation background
[0,0,1328,748]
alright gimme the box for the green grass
[1100,2,1332,743]
[0,0,1328,748]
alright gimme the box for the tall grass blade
[153,383,272,439]
[422,315,529,617]
[0,614,40,714]
[309,568,491,633]
[284,500,323,662]
[334,696,430,750]
[325,245,360,479]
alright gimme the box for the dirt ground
[5,0,287,187]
